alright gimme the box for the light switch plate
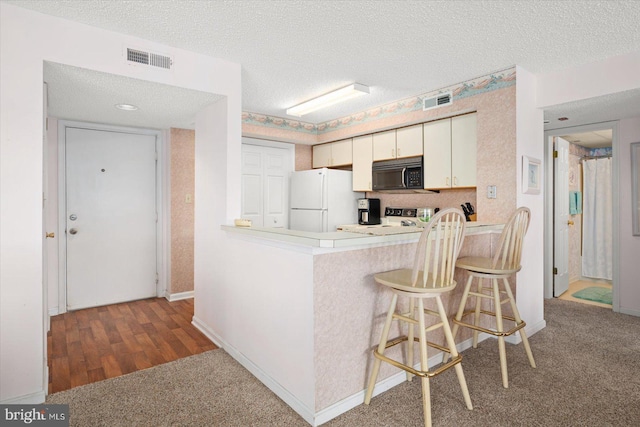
[487,185,497,199]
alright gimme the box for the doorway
[545,123,617,310]
[58,121,165,312]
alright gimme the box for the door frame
[57,120,166,313]
[543,121,619,312]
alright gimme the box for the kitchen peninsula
[195,222,503,426]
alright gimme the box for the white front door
[241,143,290,228]
[65,126,158,310]
[553,136,570,297]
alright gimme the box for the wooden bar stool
[364,208,473,427]
[449,207,536,388]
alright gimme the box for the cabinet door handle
[397,148,401,157]
[453,176,458,186]
[392,149,395,158]
[446,177,450,186]
[369,181,372,191]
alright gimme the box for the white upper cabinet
[312,143,332,168]
[373,127,423,161]
[423,119,452,189]
[372,130,397,161]
[395,124,423,159]
[331,138,353,166]
[312,138,353,168]
[352,134,373,191]
[451,113,477,188]
[423,112,477,189]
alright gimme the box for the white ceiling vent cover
[126,47,173,70]
[423,92,452,111]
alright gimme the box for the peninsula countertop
[221,222,503,249]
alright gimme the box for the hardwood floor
[47,298,217,394]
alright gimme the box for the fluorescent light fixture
[286,83,369,117]
[115,103,139,111]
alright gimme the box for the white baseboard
[619,307,640,317]
[164,290,194,302]
[1,390,46,405]
[191,316,316,425]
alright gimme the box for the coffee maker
[358,198,381,225]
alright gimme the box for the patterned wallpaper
[241,66,515,139]
[170,128,195,295]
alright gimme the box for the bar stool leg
[446,274,473,364]
[472,277,483,348]
[365,294,399,404]
[493,278,509,388]
[502,278,536,368]
[417,298,432,427]
[436,296,473,410]
[407,298,416,381]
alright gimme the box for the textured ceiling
[44,62,223,130]
[7,0,640,132]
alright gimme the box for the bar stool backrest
[492,207,531,271]
[411,208,467,289]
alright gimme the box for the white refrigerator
[289,168,363,232]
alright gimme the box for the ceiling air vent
[126,47,172,70]
[422,91,452,111]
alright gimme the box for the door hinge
[553,267,558,275]
[553,150,558,158]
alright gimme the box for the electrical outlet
[487,185,497,199]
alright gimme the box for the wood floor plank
[67,341,89,388]
[50,356,71,393]
[86,367,106,383]
[48,297,216,394]
[135,333,169,366]
[101,354,123,379]
[132,351,153,371]
[78,327,102,371]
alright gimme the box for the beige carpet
[47,298,640,426]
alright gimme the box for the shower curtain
[582,157,612,280]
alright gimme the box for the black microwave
[372,156,423,191]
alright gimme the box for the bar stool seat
[449,207,536,389]
[364,208,473,427]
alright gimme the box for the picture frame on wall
[522,155,541,195]
[632,142,640,236]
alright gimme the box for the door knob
[68,228,78,235]
[568,220,575,226]
[46,232,55,238]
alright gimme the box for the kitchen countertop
[222,221,503,249]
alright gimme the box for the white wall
[537,51,640,108]
[617,116,640,316]
[515,66,546,334]
[0,3,241,403]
